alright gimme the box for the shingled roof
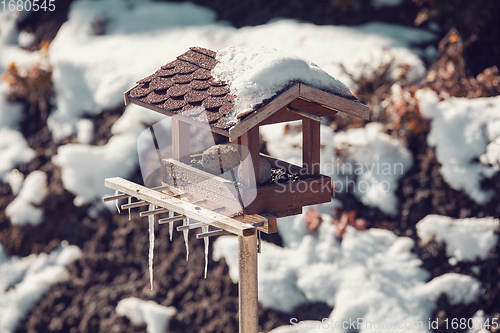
[125,47,236,130]
[124,46,369,140]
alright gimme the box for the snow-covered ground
[0,0,499,332]
[214,211,482,332]
[116,297,176,333]
[0,243,82,333]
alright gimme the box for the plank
[242,176,332,215]
[302,118,321,176]
[240,127,260,187]
[299,84,370,120]
[233,213,277,234]
[290,107,322,122]
[288,98,338,117]
[228,84,300,141]
[172,119,191,164]
[105,177,255,236]
[257,106,304,126]
[162,158,243,213]
[238,233,258,333]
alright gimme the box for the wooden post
[240,127,260,187]
[302,118,321,176]
[172,118,190,164]
[238,233,258,333]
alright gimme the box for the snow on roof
[125,46,359,133]
[212,45,355,121]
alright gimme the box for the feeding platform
[104,46,369,333]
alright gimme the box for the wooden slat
[290,107,322,122]
[121,201,149,209]
[162,158,243,213]
[233,213,277,234]
[288,98,338,117]
[172,118,191,164]
[302,118,321,176]
[139,208,169,217]
[241,176,332,215]
[158,215,187,224]
[257,106,304,126]
[229,84,300,141]
[299,84,370,120]
[240,127,260,187]
[103,193,131,202]
[105,177,256,237]
[238,233,258,333]
[196,229,227,239]
[177,222,206,231]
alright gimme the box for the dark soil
[3,1,499,333]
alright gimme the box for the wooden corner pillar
[240,127,260,187]
[172,118,190,164]
[302,118,321,176]
[238,232,258,333]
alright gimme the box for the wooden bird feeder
[103,47,369,333]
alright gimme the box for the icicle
[183,218,189,261]
[202,225,209,279]
[114,191,121,214]
[168,211,173,241]
[128,196,131,220]
[148,204,155,290]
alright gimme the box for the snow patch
[417,90,500,203]
[212,45,354,119]
[76,118,94,144]
[5,169,24,195]
[0,128,35,182]
[333,122,413,215]
[0,242,82,333]
[52,133,138,207]
[417,215,499,262]
[116,297,176,333]
[48,0,433,140]
[6,170,48,226]
[215,211,481,329]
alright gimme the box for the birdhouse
[104,46,368,333]
[123,46,368,219]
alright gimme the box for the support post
[240,127,260,187]
[172,118,190,164]
[238,233,258,333]
[302,118,321,176]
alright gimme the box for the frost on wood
[183,218,189,261]
[202,225,209,279]
[148,204,155,291]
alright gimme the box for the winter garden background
[0,0,499,332]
